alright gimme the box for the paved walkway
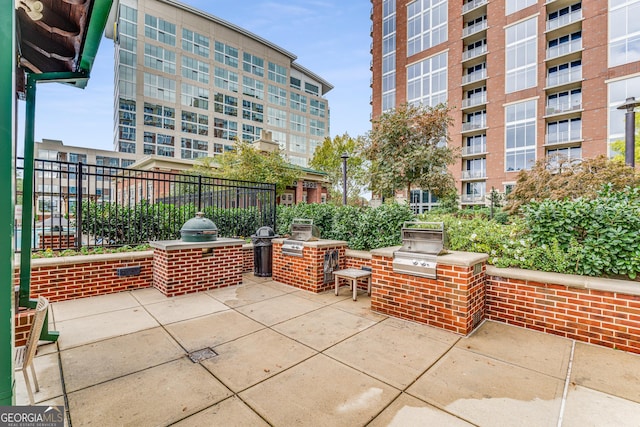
[17,274,640,426]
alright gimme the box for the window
[608,75,640,153]
[242,76,264,100]
[213,93,238,117]
[214,41,238,67]
[268,84,287,106]
[546,89,582,115]
[506,0,536,15]
[464,158,486,179]
[181,83,209,110]
[213,118,238,141]
[547,31,582,59]
[144,43,176,74]
[119,142,136,154]
[547,60,582,87]
[506,17,537,93]
[464,182,486,202]
[182,56,209,84]
[547,146,582,167]
[214,67,238,93]
[465,134,487,155]
[609,0,640,67]
[310,119,325,137]
[143,103,175,130]
[182,28,209,58]
[242,124,263,142]
[290,135,307,154]
[181,111,209,136]
[267,107,287,128]
[505,100,536,171]
[310,99,326,117]
[243,52,264,77]
[118,98,136,143]
[407,0,447,56]
[546,118,582,144]
[290,77,301,90]
[407,51,447,106]
[144,14,176,46]
[382,0,396,112]
[242,100,264,123]
[290,92,307,112]
[268,62,287,84]
[143,73,176,102]
[181,137,208,159]
[290,113,307,133]
[305,82,319,96]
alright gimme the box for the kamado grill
[393,222,447,279]
[281,218,320,257]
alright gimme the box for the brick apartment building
[370,0,640,211]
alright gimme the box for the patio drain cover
[187,348,218,363]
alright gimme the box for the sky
[21,0,373,153]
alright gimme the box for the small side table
[333,268,372,301]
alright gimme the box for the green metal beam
[19,72,86,345]
[0,0,15,406]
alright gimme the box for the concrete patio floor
[16,273,640,426]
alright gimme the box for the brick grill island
[370,247,488,335]
[272,238,348,293]
[150,238,245,297]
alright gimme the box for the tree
[191,140,303,196]
[505,155,640,213]
[365,103,458,200]
[610,113,640,165]
[309,133,368,205]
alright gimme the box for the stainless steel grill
[393,222,447,279]
[282,218,320,257]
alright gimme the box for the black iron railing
[15,157,276,252]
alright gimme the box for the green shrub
[277,202,414,250]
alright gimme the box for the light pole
[341,153,349,205]
[616,96,640,168]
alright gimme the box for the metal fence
[15,157,277,252]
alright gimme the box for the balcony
[462,0,488,14]
[545,102,582,116]
[462,170,487,180]
[462,69,487,85]
[462,93,487,109]
[462,143,487,156]
[462,44,487,61]
[461,193,486,203]
[546,66,582,88]
[463,20,488,38]
[546,9,582,32]
[545,129,582,145]
[546,38,582,60]
[462,120,487,132]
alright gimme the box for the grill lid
[180,212,218,242]
[398,222,447,255]
[289,218,320,241]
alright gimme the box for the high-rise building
[371,0,640,212]
[106,0,332,168]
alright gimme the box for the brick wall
[345,250,372,291]
[370,253,486,335]
[15,310,35,347]
[486,270,640,354]
[273,241,347,293]
[15,252,154,303]
[242,244,254,273]
[39,233,76,250]
[153,245,242,297]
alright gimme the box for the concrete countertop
[272,238,347,248]
[149,238,246,251]
[370,247,489,267]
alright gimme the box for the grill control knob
[420,261,427,267]
[412,260,418,265]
